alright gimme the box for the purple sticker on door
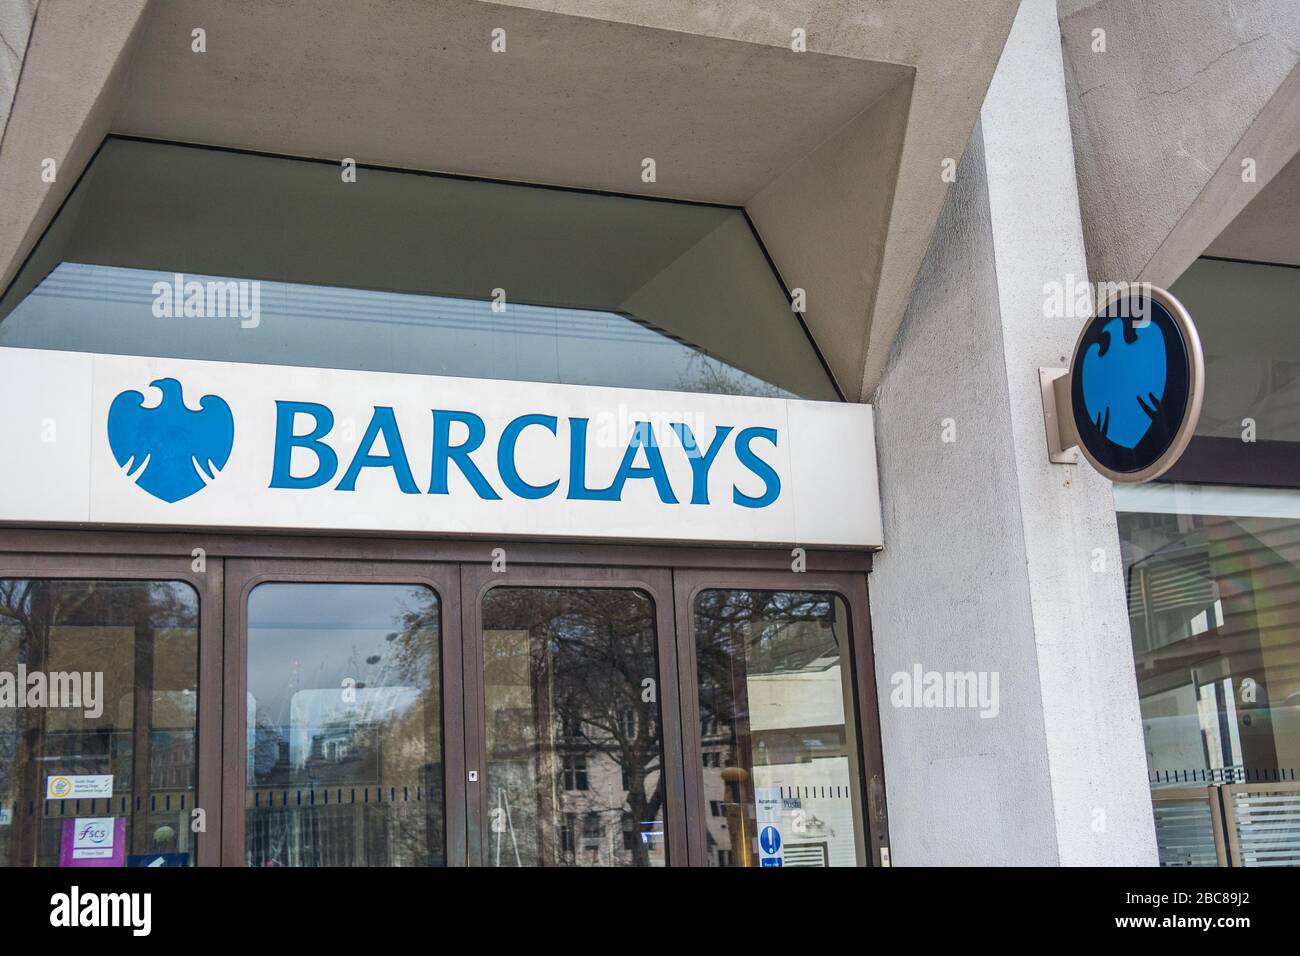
[60,817,126,867]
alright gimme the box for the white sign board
[68,817,116,859]
[46,774,113,800]
[0,348,882,548]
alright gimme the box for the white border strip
[1114,482,1300,519]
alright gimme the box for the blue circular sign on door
[759,825,782,855]
[1067,285,1203,482]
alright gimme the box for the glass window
[693,589,866,867]
[482,587,666,867]
[0,138,836,400]
[0,579,198,867]
[1118,483,1300,867]
[1118,484,1300,781]
[1169,258,1300,443]
[244,583,443,867]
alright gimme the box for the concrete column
[868,0,1157,865]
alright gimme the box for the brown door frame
[1,529,884,867]
[222,557,465,867]
[459,561,687,866]
[0,550,224,866]
[672,567,888,867]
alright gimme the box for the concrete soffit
[1060,0,1300,287]
[0,0,150,293]
[0,0,1022,401]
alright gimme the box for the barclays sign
[264,404,781,508]
[108,378,235,502]
[0,348,882,547]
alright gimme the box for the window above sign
[0,138,837,401]
[1169,257,1300,445]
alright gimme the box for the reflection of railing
[1150,767,1300,787]
[244,785,440,867]
[245,785,434,808]
[0,790,194,819]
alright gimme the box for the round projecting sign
[1065,285,1204,483]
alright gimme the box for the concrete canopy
[1061,0,1300,287]
[1207,146,1300,266]
[0,0,1020,399]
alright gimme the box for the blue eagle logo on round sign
[1080,317,1167,450]
[107,378,235,502]
[1067,286,1203,482]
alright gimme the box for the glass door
[2,541,884,868]
[224,559,464,867]
[0,551,223,868]
[673,568,888,867]
[461,564,686,866]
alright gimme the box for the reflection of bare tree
[0,579,198,866]
[483,588,664,866]
[674,351,787,399]
[692,590,838,867]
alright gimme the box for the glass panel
[0,579,199,867]
[481,587,666,866]
[0,137,836,400]
[1116,483,1300,788]
[694,589,865,867]
[245,583,443,867]
[1152,796,1222,867]
[1169,258,1300,443]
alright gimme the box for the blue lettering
[270,401,338,489]
[732,426,780,508]
[610,422,678,504]
[336,406,419,493]
[430,410,501,500]
[568,419,678,503]
[670,423,733,505]
[498,414,560,499]
[566,417,614,500]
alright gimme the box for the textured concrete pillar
[869,0,1157,866]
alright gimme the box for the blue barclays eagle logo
[107,378,235,502]
[1081,317,1166,449]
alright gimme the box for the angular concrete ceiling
[1061,0,1300,286]
[0,0,1021,399]
[1207,146,1300,266]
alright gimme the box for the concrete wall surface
[0,0,37,147]
[1061,0,1300,285]
[870,0,1157,866]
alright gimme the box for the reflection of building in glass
[483,588,668,867]
[696,590,864,867]
[1120,486,1300,867]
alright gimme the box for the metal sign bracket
[1039,367,1079,464]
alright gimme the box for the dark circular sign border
[1067,285,1204,483]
